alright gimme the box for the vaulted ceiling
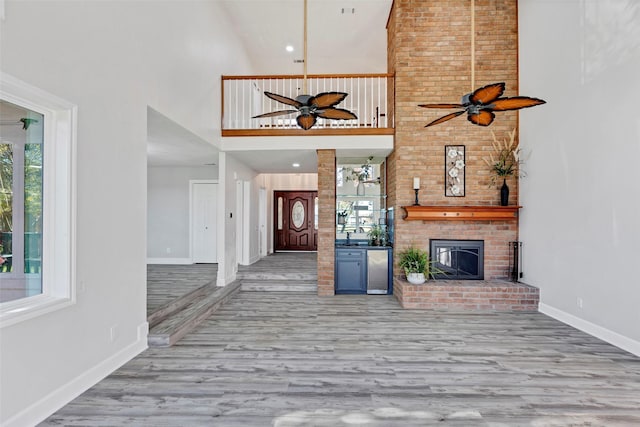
[147,0,392,172]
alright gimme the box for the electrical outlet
[577,297,583,309]
[166,247,171,254]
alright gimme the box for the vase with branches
[484,128,525,205]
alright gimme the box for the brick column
[316,149,336,296]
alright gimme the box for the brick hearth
[394,278,539,311]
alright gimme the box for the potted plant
[367,224,385,246]
[367,224,380,246]
[398,246,430,284]
[484,128,525,206]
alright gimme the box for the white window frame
[0,72,77,327]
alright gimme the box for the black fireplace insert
[430,239,484,280]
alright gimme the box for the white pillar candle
[413,177,420,190]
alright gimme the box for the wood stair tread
[148,281,240,347]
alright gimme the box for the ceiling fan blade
[418,103,464,109]
[468,110,495,126]
[490,96,546,111]
[252,110,298,119]
[264,92,302,108]
[469,82,505,105]
[424,110,465,127]
[309,92,348,108]
[316,108,357,120]
[297,114,317,130]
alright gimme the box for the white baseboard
[4,321,149,427]
[539,303,640,357]
[146,257,192,265]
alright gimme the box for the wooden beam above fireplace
[402,205,521,221]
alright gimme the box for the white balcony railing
[222,74,393,135]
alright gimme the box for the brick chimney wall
[387,0,520,281]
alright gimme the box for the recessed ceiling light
[292,163,300,168]
[285,45,294,52]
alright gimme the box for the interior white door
[193,183,217,263]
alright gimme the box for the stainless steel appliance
[367,250,388,294]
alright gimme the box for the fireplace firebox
[430,239,484,280]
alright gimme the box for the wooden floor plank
[41,257,640,426]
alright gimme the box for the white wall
[217,153,259,286]
[0,1,253,425]
[518,0,640,355]
[147,166,218,261]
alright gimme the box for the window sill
[0,294,75,328]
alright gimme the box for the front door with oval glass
[274,191,318,251]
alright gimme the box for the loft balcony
[221,73,394,137]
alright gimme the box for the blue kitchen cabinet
[335,249,367,294]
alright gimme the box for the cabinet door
[336,251,366,294]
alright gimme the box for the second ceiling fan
[252,0,357,130]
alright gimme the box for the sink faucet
[346,232,351,245]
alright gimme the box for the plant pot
[406,272,426,285]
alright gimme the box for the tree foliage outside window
[0,144,13,234]
[0,144,14,269]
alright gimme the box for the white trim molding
[539,303,640,357]
[0,72,77,327]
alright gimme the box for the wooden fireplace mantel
[402,205,522,221]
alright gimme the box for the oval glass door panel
[291,200,305,228]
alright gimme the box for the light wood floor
[147,263,218,316]
[42,290,640,426]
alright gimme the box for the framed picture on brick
[445,145,465,197]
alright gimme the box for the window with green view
[0,100,44,303]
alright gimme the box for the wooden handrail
[222,73,394,81]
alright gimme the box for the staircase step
[237,271,317,281]
[241,279,317,292]
[147,283,212,329]
[148,281,241,347]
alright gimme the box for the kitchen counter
[335,244,391,249]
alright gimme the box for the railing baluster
[222,74,393,133]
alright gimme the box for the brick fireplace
[385,0,539,311]
[391,204,539,311]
